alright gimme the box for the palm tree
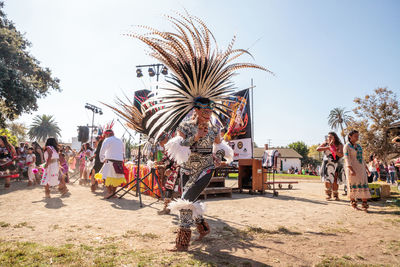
[328,108,354,143]
[28,115,61,142]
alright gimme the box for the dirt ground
[0,178,399,267]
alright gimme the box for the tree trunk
[340,124,346,144]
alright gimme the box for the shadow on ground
[185,216,311,266]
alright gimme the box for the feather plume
[127,11,272,140]
[101,94,151,135]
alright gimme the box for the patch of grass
[104,236,118,242]
[0,240,214,266]
[246,226,302,236]
[228,172,320,180]
[13,222,28,228]
[388,240,400,252]
[0,221,10,228]
[80,244,94,251]
[49,224,60,230]
[383,218,400,225]
[121,230,159,240]
[140,233,159,240]
[84,225,92,229]
[316,256,380,267]
[322,227,352,235]
[63,244,74,249]
[219,225,251,241]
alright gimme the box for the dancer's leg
[170,169,214,251]
[325,182,332,200]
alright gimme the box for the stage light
[161,66,168,75]
[148,67,155,77]
[136,69,143,78]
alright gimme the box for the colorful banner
[229,138,253,160]
[219,89,252,160]
[133,89,151,111]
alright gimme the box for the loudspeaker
[78,126,89,143]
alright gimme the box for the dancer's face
[195,108,212,124]
[327,134,334,144]
[349,133,359,143]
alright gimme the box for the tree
[346,88,400,162]
[0,128,17,146]
[328,107,353,143]
[28,114,61,142]
[0,1,60,127]
[7,122,27,141]
[308,144,323,161]
[288,141,309,164]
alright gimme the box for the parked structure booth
[238,159,265,194]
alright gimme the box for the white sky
[4,0,400,146]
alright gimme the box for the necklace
[348,142,363,164]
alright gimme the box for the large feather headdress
[101,95,151,135]
[127,12,272,140]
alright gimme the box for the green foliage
[328,107,353,143]
[288,141,321,167]
[6,122,27,141]
[0,1,60,127]
[288,141,309,160]
[28,114,61,142]
[308,144,322,160]
[0,128,17,146]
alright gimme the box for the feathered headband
[99,120,114,136]
[127,11,272,140]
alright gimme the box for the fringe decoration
[168,199,206,220]
[213,141,234,164]
[165,136,191,165]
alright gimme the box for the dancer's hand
[195,125,208,140]
[350,169,356,176]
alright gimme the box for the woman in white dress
[25,147,36,186]
[41,138,67,198]
[344,130,371,211]
[83,143,94,185]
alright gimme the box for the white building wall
[280,158,301,172]
[71,137,81,151]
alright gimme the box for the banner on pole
[219,89,252,160]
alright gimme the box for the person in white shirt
[95,130,126,198]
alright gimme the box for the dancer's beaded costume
[109,11,270,251]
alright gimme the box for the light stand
[135,63,168,92]
[136,63,168,161]
[84,103,103,146]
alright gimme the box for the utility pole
[266,139,272,148]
